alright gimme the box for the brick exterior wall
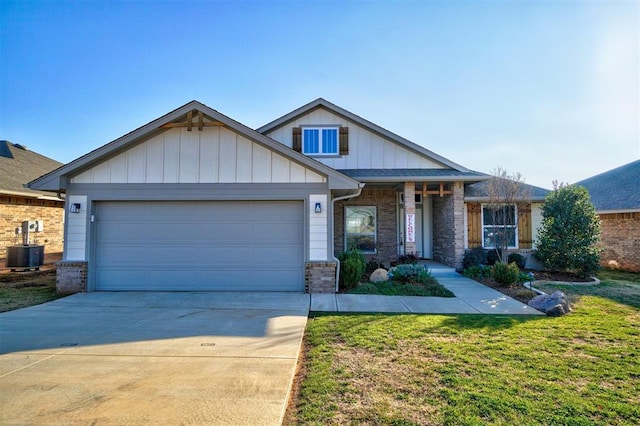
[334,188,398,266]
[1,196,64,259]
[599,212,640,272]
[305,262,337,293]
[56,261,88,294]
[432,182,465,269]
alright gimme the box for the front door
[398,194,432,258]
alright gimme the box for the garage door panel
[95,201,304,291]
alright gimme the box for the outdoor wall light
[69,203,81,213]
[314,202,322,213]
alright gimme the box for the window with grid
[302,127,339,155]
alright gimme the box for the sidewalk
[311,262,543,315]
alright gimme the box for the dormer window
[303,127,338,155]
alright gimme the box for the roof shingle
[575,160,640,212]
[0,140,63,198]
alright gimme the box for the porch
[333,181,466,269]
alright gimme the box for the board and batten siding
[309,194,328,260]
[65,195,87,260]
[71,127,326,184]
[264,107,445,170]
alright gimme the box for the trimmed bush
[338,248,366,291]
[492,262,520,286]
[463,248,487,269]
[536,184,602,277]
[507,253,526,269]
[395,253,419,265]
[389,264,436,285]
[463,265,491,280]
[486,249,501,266]
[365,260,384,275]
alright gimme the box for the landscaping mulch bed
[475,269,598,304]
[530,270,593,282]
[477,277,539,304]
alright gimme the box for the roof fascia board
[29,100,360,191]
[596,208,640,214]
[258,98,471,172]
[0,189,63,201]
[464,196,547,202]
[354,175,489,183]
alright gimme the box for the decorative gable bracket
[160,110,224,131]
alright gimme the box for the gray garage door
[94,201,304,291]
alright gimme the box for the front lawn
[0,270,61,312]
[285,272,640,425]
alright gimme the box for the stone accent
[432,182,465,269]
[334,188,398,265]
[403,182,417,255]
[528,291,571,316]
[369,268,389,282]
[598,212,640,272]
[305,262,337,293]
[56,261,88,294]
[0,196,64,259]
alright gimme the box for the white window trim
[345,206,377,254]
[481,204,519,249]
[302,126,340,156]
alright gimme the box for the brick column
[305,262,337,293]
[452,181,466,269]
[56,261,87,294]
[403,182,416,255]
[432,181,466,269]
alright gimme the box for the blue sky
[1,0,638,189]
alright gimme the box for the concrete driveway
[0,292,310,425]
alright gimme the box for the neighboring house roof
[257,98,472,173]
[339,168,487,182]
[576,160,640,213]
[28,101,361,192]
[0,140,63,200]
[464,179,550,202]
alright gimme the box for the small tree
[536,182,602,277]
[485,168,531,263]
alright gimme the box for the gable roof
[257,98,472,172]
[0,140,63,200]
[28,101,361,192]
[464,179,550,202]
[576,160,640,212]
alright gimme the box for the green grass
[0,271,62,312]
[536,269,640,310]
[286,272,640,425]
[347,280,455,297]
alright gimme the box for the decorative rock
[370,268,389,283]
[528,291,572,316]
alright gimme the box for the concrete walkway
[312,262,544,315]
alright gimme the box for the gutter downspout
[331,183,366,292]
